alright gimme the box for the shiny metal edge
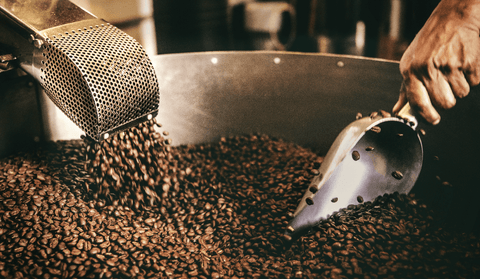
[97,110,159,141]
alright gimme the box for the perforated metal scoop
[285,104,423,241]
[0,1,159,141]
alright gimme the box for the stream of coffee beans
[0,120,479,278]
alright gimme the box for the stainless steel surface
[0,0,94,32]
[38,20,159,141]
[286,102,422,239]
[286,114,423,239]
[153,51,480,233]
[154,51,403,150]
[0,1,160,141]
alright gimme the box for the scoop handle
[397,102,418,130]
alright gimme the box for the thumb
[393,82,408,115]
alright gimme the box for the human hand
[393,0,480,124]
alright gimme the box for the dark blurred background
[152,0,442,60]
[74,0,441,60]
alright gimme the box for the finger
[464,62,480,87]
[423,73,456,110]
[465,68,480,86]
[464,37,480,86]
[445,70,470,98]
[406,76,441,125]
[393,82,408,115]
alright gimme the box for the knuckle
[413,62,434,80]
[400,58,430,77]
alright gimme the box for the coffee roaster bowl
[3,51,480,233]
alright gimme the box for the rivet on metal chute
[352,151,360,161]
[306,197,314,205]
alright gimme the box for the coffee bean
[352,150,360,161]
[370,126,381,133]
[379,110,391,118]
[392,171,404,180]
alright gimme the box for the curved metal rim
[157,50,401,65]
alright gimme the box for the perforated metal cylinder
[36,19,159,141]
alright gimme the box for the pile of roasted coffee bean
[0,120,479,278]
